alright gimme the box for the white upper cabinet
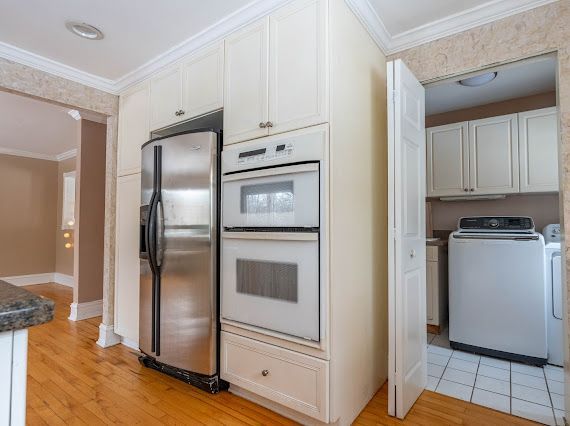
[181,42,224,120]
[426,122,468,197]
[150,65,182,130]
[268,0,327,136]
[150,41,224,131]
[519,107,559,193]
[118,81,150,177]
[468,114,519,195]
[224,0,327,145]
[224,18,270,145]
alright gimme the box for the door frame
[387,52,568,418]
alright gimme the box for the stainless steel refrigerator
[138,128,223,393]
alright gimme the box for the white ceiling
[0,0,557,93]
[0,0,252,80]
[0,91,78,159]
[426,56,556,115]
[368,0,487,35]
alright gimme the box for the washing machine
[449,216,547,365]
[543,224,563,366]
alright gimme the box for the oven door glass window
[223,163,319,228]
[221,233,319,341]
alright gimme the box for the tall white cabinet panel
[426,122,469,197]
[115,173,142,345]
[468,114,519,195]
[150,65,182,131]
[224,18,270,145]
[519,107,559,193]
[181,42,224,120]
[269,0,328,135]
[118,82,150,177]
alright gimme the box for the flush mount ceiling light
[65,21,104,40]
[68,109,81,120]
[458,72,498,87]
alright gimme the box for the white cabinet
[118,82,150,177]
[426,122,469,197]
[114,173,141,345]
[426,246,447,333]
[519,107,559,193]
[224,18,270,144]
[426,109,557,197]
[469,114,519,195]
[150,42,224,131]
[150,65,182,131]
[224,0,327,145]
[268,0,328,136]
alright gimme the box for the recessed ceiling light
[458,72,497,87]
[65,21,104,40]
[68,109,82,120]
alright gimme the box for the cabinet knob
[174,111,180,116]
[266,121,273,128]
[470,188,475,192]
[259,122,267,128]
[464,188,468,192]
[175,110,185,117]
[179,110,185,116]
[261,369,269,377]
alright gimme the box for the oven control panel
[237,143,294,165]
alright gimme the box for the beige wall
[74,120,107,303]
[55,157,76,276]
[0,154,57,276]
[430,193,560,231]
[426,91,556,128]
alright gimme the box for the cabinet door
[118,82,150,177]
[426,122,469,197]
[469,114,519,195]
[519,107,559,193]
[181,42,224,120]
[150,65,182,131]
[224,18,270,145]
[115,173,141,344]
[268,0,327,135]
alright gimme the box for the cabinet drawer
[221,332,328,422]
[427,246,439,261]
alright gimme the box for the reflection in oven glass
[240,181,294,215]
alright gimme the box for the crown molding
[0,41,117,94]
[0,147,77,162]
[345,0,559,55]
[387,0,559,54]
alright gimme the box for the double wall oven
[221,125,326,342]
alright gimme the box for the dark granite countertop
[0,280,55,332]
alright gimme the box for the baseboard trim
[0,272,74,287]
[121,337,140,351]
[96,323,122,348]
[68,299,103,321]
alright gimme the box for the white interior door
[387,59,427,419]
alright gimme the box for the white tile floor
[427,331,565,425]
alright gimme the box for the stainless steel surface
[140,130,219,376]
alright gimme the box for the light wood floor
[24,283,537,425]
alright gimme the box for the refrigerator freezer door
[140,131,219,375]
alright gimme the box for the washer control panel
[458,216,534,232]
[237,143,294,166]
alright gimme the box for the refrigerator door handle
[156,200,164,267]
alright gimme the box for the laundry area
[422,54,565,425]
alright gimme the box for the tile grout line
[543,366,558,425]
[469,355,481,403]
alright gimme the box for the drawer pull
[261,369,269,377]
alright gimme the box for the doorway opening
[389,53,566,426]
[0,89,108,323]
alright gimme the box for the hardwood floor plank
[23,283,540,425]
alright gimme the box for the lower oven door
[221,232,319,341]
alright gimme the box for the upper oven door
[222,163,319,229]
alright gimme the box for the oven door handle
[222,163,319,183]
[222,231,318,241]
